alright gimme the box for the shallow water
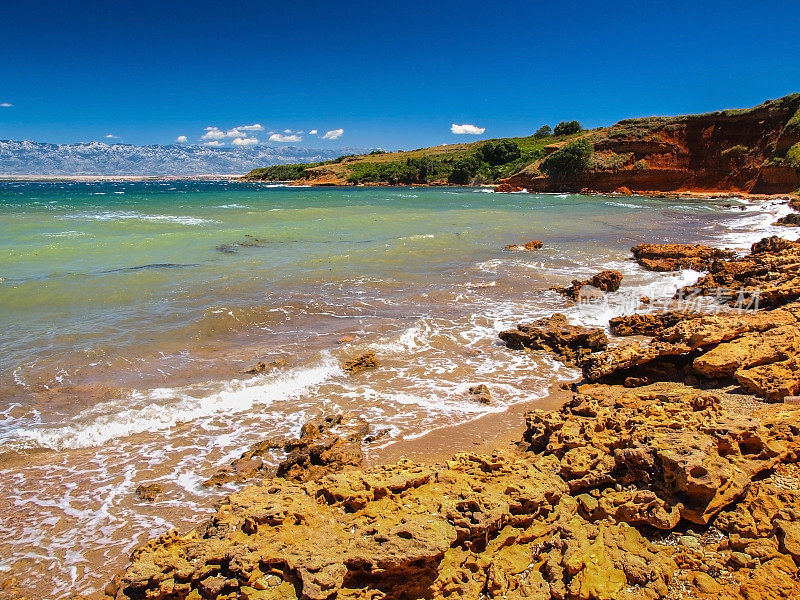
[0,181,796,598]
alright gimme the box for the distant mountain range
[0,140,363,176]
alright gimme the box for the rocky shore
[97,201,800,600]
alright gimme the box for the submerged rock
[135,483,163,503]
[467,384,492,405]
[504,240,543,251]
[246,358,289,375]
[342,352,378,373]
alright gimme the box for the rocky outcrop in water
[680,236,800,309]
[630,243,734,272]
[342,353,378,373]
[552,270,623,300]
[504,240,543,252]
[500,314,608,366]
[204,415,366,487]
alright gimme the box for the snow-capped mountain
[0,140,362,175]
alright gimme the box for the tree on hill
[534,125,552,139]
[478,140,522,166]
[540,138,593,181]
[448,155,482,184]
[553,120,583,136]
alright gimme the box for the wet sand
[370,380,574,466]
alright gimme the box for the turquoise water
[0,180,792,598]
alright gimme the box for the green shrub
[785,107,800,133]
[478,140,521,166]
[448,155,482,184]
[540,139,593,180]
[786,143,800,168]
[634,159,649,172]
[245,163,320,180]
[553,120,583,136]
[533,125,552,139]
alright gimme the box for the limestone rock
[524,382,800,525]
[554,270,623,301]
[586,303,800,401]
[135,483,163,502]
[775,212,800,226]
[204,415,366,486]
[500,314,608,367]
[342,352,378,373]
[609,311,694,337]
[467,384,492,405]
[630,243,734,272]
[504,240,543,251]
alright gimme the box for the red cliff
[502,93,800,195]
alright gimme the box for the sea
[0,180,796,598]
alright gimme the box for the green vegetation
[477,140,522,165]
[786,143,800,168]
[244,162,323,180]
[540,139,593,180]
[553,120,583,136]
[448,155,482,185]
[787,106,800,134]
[534,125,552,139]
[346,156,452,184]
[345,139,540,185]
[634,159,649,171]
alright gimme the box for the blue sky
[1,0,799,150]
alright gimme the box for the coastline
[101,191,800,600]
[1,171,796,204]
[0,174,243,182]
[369,381,574,467]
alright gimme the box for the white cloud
[203,140,225,147]
[105,134,118,139]
[236,124,263,131]
[0,102,12,108]
[308,129,318,135]
[321,128,344,140]
[232,136,258,146]
[283,129,293,134]
[451,123,485,135]
[202,127,225,140]
[175,135,188,143]
[269,133,302,142]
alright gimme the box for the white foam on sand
[717,200,800,248]
[15,356,341,451]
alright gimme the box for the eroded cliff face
[502,94,800,194]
